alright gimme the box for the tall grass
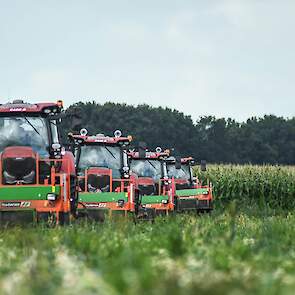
[1,165,295,294]
[2,213,295,295]
[195,165,295,209]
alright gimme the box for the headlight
[43,108,51,114]
[80,128,88,136]
[52,143,61,150]
[22,171,36,184]
[122,166,129,172]
[47,193,58,201]
[117,199,125,207]
[114,130,122,138]
[162,199,168,204]
[3,171,17,184]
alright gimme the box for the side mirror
[175,156,182,169]
[200,160,207,172]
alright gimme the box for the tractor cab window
[130,159,162,181]
[0,116,49,157]
[167,164,191,180]
[78,145,122,178]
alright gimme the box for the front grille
[3,157,36,184]
[197,199,211,209]
[139,184,156,196]
[87,174,110,192]
[176,183,191,190]
[177,199,197,210]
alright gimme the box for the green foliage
[2,212,295,294]
[62,101,295,164]
[195,165,295,209]
[63,101,197,157]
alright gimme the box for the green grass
[2,209,295,295]
[1,165,295,295]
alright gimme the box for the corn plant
[194,165,295,209]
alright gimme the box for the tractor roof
[166,156,195,164]
[69,133,132,146]
[128,151,170,160]
[0,100,63,114]
[181,157,194,164]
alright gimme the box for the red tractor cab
[166,156,213,213]
[68,129,138,220]
[0,99,76,224]
[128,145,175,218]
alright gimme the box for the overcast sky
[0,0,294,121]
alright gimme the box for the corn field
[195,165,295,209]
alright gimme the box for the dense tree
[62,101,295,164]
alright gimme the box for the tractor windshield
[0,116,49,157]
[78,145,122,178]
[130,159,162,181]
[167,164,191,180]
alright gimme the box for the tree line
[62,101,295,165]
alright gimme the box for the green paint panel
[176,188,209,197]
[141,195,169,204]
[79,192,127,203]
[0,186,61,201]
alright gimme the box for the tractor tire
[134,190,141,216]
[137,207,155,222]
[59,212,70,225]
[37,212,57,227]
[70,176,79,217]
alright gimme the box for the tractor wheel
[134,190,141,216]
[136,208,155,222]
[70,176,78,217]
[37,212,57,227]
[59,212,70,225]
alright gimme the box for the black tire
[134,190,141,216]
[37,212,57,227]
[137,207,155,222]
[59,212,70,225]
[70,176,78,217]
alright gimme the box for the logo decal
[20,201,31,207]
[9,108,27,112]
[0,201,31,208]
[85,203,107,208]
[1,202,21,207]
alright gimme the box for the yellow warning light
[164,149,170,155]
[57,100,64,108]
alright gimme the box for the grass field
[1,211,295,295]
[1,165,295,295]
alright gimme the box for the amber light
[57,100,63,108]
